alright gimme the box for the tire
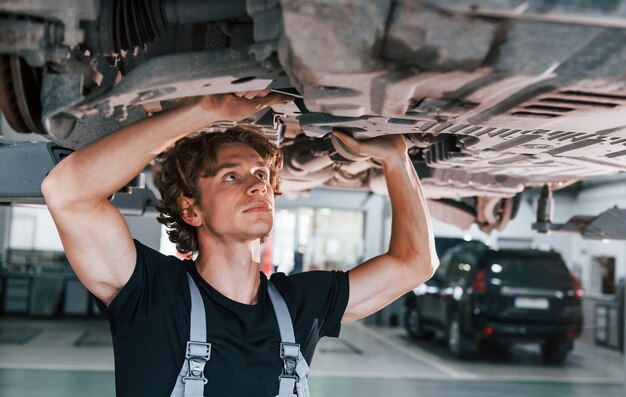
[447,314,471,359]
[541,339,572,365]
[404,306,432,340]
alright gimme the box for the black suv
[404,241,584,364]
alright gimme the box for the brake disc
[0,55,43,133]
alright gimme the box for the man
[41,91,439,396]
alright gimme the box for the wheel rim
[448,319,460,353]
[408,308,420,334]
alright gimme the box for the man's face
[194,143,275,242]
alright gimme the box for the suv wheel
[541,339,572,364]
[447,314,470,359]
[404,306,432,340]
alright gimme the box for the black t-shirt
[99,240,350,397]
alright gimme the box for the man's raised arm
[333,131,440,323]
[41,93,288,306]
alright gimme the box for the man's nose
[247,176,268,195]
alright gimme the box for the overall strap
[170,273,211,397]
[267,281,310,397]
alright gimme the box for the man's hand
[194,89,293,123]
[332,130,408,164]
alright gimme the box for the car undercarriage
[2,0,626,233]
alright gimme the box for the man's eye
[224,173,237,181]
[256,171,268,180]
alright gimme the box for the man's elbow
[410,254,437,281]
[41,170,77,212]
[394,253,439,286]
[41,173,62,209]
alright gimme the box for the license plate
[514,297,549,310]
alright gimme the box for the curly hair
[155,125,283,255]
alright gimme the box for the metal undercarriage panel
[2,0,626,231]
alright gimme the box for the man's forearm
[381,153,438,270]
[43,103,217,208]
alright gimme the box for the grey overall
[169,273,311,397]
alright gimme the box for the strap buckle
[182,341,211,384]
[279,342,300,380]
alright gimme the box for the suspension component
[533,185,563,234]
[83,0,248,54]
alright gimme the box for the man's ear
[178,196,203,227]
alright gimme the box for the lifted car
[2,0,626,231]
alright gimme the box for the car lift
[532,185,626,240]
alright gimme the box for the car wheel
[541,339,572,365]
[404,306,432,340]
[447,314,470,359]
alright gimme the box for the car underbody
[2,0,626,232]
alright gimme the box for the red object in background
[262,233,274,277]
[570,274,584,298]
[472,270,487,293]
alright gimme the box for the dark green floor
[0,369,115,396]
[0,369,623,397]
[310,377,626,397]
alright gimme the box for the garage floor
[0,318,623,397]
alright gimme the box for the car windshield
[487,252,572,290]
